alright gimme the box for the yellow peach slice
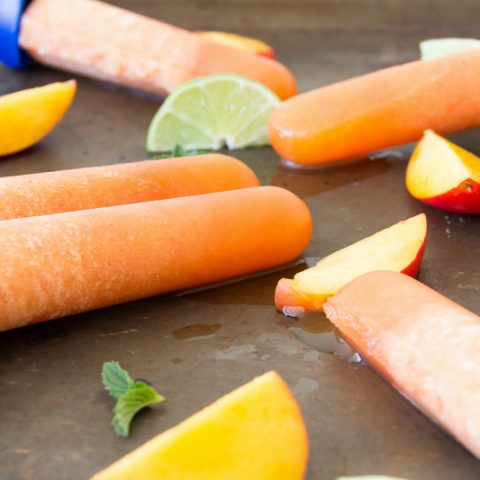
[91,371,308,480]
[199,31,276,59]
[276,214,427,312]
[406,130,480,213]
[0,80,76,156]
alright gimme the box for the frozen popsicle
[324,271,480,459]
[0,0,296,100]
[269,49,480,165]
[0,186,312,332]
[0,154,259,220]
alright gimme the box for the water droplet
[368,149,407,161]
[287,312,362,363]
[283,306,305,318]
[173,323,221,340]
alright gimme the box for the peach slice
[406,130,480,213]
[91,371,308,480]
[199,31,276,59]
[275,214,427,312]
[0,80,76,156]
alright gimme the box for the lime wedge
[420,38,480,60]
[146,74,281,153]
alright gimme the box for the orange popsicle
[0,154,259,220]
[0,186,312,332]
[324,271,480,459]
[270,50,480,165]
[19,0,296,100]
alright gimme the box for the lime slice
[420,38,480,60]
[146,74,281,153]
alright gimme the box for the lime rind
[146,74,281,153]
[420,38,480,61]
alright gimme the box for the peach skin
[275,214,426,312]
[406,130,480,214]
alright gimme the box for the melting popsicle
[0,0,296,99]
[324,271,480,459]
[0,186,312,332]
[0,154,259,220]
[270,49,480,165]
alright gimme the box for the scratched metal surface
[1,1,480,479]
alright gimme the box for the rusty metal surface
[1,1,480,479]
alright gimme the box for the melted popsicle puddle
[284,308,362,363]
[173,323,222,340]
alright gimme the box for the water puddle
[368,149,408,161]
[175,259,309,306]
[285,310,361,363]
[173,323,221,340]
[271,158,391,198]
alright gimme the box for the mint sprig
[102,361,134,398]
[150,144,205,159]
[102,361,166,437]
[112,383,165,437]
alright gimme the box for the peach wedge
[275,214,427,312]
[91,371,308,480]
[199,31,276,59]
[406,130,480,214]
[0,80,76,156]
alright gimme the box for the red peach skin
[421,182,480,214]
[324,271,480,460]
[406,131,480,214]
[275,215,427,313]
[275,239,426,312]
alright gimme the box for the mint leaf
[112,382,166,437]
[102,361,134,399]
[102,361,166,437]
[172,144,188,157]
[150,144,205,159]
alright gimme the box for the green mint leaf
[112,382,166,437]
[172,144,187,157]
[149,144,205,159]
[102,361,134,399]
[102,362,166,437]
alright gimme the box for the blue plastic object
[0,0,33,68]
